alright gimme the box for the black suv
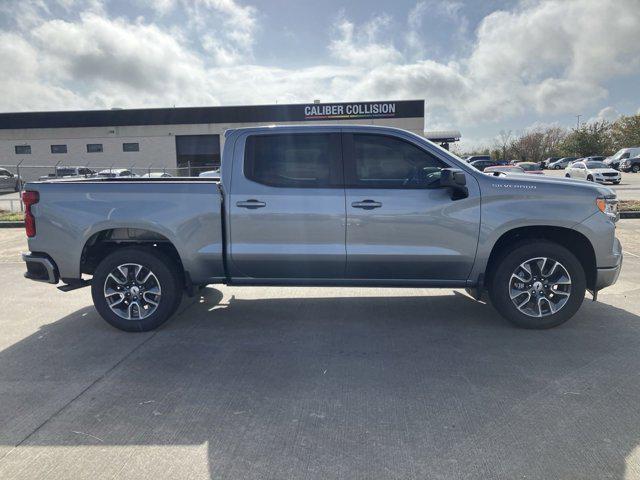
[620,156,640,173]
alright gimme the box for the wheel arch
[485,226,597,290]
[80,228,185,281]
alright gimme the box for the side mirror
[438,168,468,200]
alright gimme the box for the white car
[141,172,172,178]
[97,169,135,178]
[199,169,220,178]
[565,160,621,184]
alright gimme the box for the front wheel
[489,241,586,329]
[91,247,183,332]
[632,165,640,173]
[587,175,594,182]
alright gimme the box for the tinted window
[244,133,340,188]
[0,168,11,176]
[51,144,67,154]
[349,134,445,188]
[87,143,103,153]
[586,161,606,169]
[15,145,31,154]
[123,142,139,152]
[56,168,77,176]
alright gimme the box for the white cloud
[329,13,401,66]
[589,106,622,123]
[0,0,638,143]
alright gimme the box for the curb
[620,211,640,219]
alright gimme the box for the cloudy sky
[1,0,639,148]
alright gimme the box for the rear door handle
[236,199,266,209]
[351,200,382,210]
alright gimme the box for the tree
[560,121,611,157]
[610,114,640,150]
[495,130,513,161]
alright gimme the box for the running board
[58,279,91,292]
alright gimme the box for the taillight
[22,190,39,238]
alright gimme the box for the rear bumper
[22,252,59,284]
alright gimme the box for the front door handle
[236,199,266,209]
[351,200,382,210]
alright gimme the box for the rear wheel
[489,241,586,329]
[632,165,639,173]
[91,247,183,332]
[587,175,594,181]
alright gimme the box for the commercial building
[0,99,458,179]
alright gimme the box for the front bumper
[595,238,622,291]
[22,252,59,284]
[594,175,621,183]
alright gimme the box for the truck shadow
[1,288,640,479]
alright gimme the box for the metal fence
[0,162,217,213]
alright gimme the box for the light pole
[576,114,582,129]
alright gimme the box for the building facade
[0,100,427,179]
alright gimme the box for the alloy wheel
[103,263,162,320]
[509,257,571,317]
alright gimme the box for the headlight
[597,195,618,220]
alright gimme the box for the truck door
[229,132,346,279]
[343,132,480,281]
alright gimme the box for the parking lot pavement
[1,226,640,480]
[545,169,640,199]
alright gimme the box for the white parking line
[623,250,640,258]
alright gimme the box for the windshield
[586,161,607,169]
[520,163,538,171]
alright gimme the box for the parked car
[542,157,560,169]
[0,168,22,192]
[517,162,544,174]
[548,157,577,169]
[465,155,491,163]
[38,166,95,180]
[97,169,135,178]
[565,160,621,184]
[619,155,640,173]
[199,169,221,178]
[469,159,498,171]
[141,172,172,178]
[484,165,525,175]
[21,125,622,332]
[604,148,640,170]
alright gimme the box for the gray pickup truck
[21,125,622,331]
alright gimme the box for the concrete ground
[1,225,640,479]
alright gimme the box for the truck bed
[25,177,225,284]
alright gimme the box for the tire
[554,165,560,170]
[489,240,586,329]
[613,181,621,184]
[565,173,570,178]
[632,165,639,173]
[91,247,183,332]
[587,175,594,182]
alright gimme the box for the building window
[51,144,67,154]
[15,145,31,154]
[87,143,103,153]
[122,142,139,152]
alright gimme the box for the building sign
[304,102,398,120]
[0,100,424,130]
